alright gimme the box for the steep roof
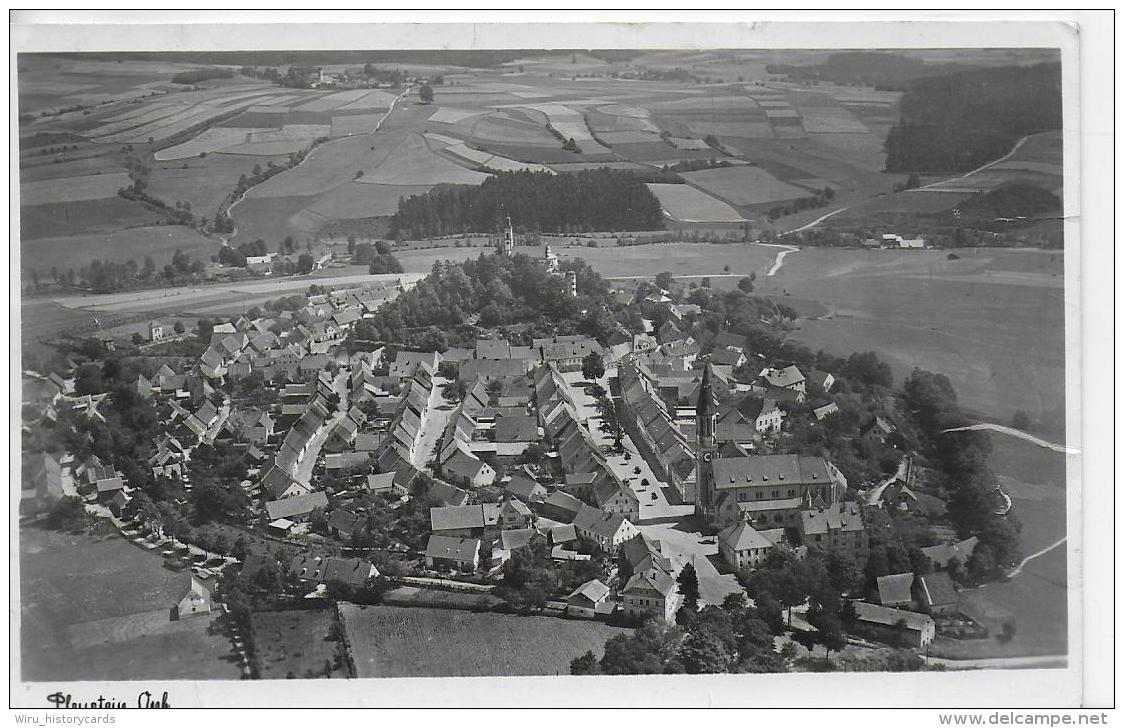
[500,528,537,551]
[718,522,775,552]
[623,567,676,597]
[572,504,631,540]
[424,535,480,562]
[760,365,805,389]
[567,578,610,604]
[917,572,959,607]
[430,504,499,532]
[876,573,915,605]
[921,537,979,568]
[800,501,865,536]
[265,491,328,520]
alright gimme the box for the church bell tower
[695,360,719,523]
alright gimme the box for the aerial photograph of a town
[14,33,1077,700]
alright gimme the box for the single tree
[581,351,605,381]
[676,563,701,613]
[418,84,434,104]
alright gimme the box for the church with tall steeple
[694,360,720,523]
[500,214,515,254]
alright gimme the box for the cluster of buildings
[863,233,927,250]
[20,258,983,655]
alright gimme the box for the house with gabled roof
[921,536,979,570]
[499,497,534,530]
[20,452,64,516]
[621,567,680,624]
[852,601,935,647]
[915,571,959,614]
[717,521,776,572]
[876,573,916,608]
[813,402,840,421]
[265,492,328,521]
[430,503,501,538]
[593,478,640,522]
[425,478,471,507]
[572,504,638,554]
[391,350,441,379]
[537,490,584,523]
[862,416,897,447]
[504,474,547,503]
[327,509,365,540]
[424,535,480,572]
[172,575,212,620]
[758,365,805,394]
[441,448,496,489]
[798,501,868,560]
[566,579,612,619]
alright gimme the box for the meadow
[931,432,1068,660]
[339,604,628,678]
[646,183,745,223]
[252,608,349,679]
[755,247,1066,430]
[19,526,241,681]
[681,165,814,206]
[21,225,218,272]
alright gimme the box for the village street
[292,369,350,486]
[561,368,693,524]
[556,369,738,606]
[413,373,455,469]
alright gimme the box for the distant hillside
[766,51,938,90]
[36,50,584,69]
[884,63,1062,174]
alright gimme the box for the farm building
[851,602,936,647]
[566,579,613,619]
[172,576,212,620]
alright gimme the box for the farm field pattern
[19,52,917,269]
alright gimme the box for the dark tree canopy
[390,169,665,239]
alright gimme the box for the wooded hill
[389,169,666,239]
[884,63,1062,174]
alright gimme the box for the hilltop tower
[565,270,577,298]
[542,244,559,273]
[502,215,515,254]
[694,360,719,523]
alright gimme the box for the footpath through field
[1006,536,1067,579]
[941,423,1076,455]
[755,242,800,276]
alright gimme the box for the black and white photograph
[8,10,1113,714]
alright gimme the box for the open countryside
[18,46,1070,688]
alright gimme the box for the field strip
[941,423,1077,455]
[755,242,800,276]
[1006,537,1067,578]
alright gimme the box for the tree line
[389,169,666,239]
